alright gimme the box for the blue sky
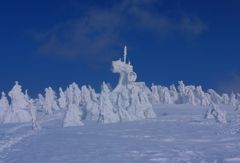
[0,0,240,96]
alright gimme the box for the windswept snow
[1,104,240,163]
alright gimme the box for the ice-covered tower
[112,46,137,91]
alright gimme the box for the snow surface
[1,104,240,163]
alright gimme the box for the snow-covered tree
[204,103,227,124]
[114,83,156,122]
[98,82,119,123]
[81,85,91,119]
[186,88,196,105]
[65,83,82,107]
[178,81,187,103]
[43,87,59,114]
[63,103,84,127]
[28,99,41,130]
[157,86,173,104]
[138,86,156,118]
[35,93,44,110]
[207,89,222,104]
[0,92,9,123]
[58,87,67,110]
[127,86,141,120]
[71,83,82,106]
[151,84,160,104]
[195,86,209,106]
[87,86,100,121]
[162,87,173,104]
[65,84,74,105]
[116,86,131,121]
[229,92,238,108]
[9,81,29,110]
[4,81,32,123]
[222,93,230,105]
[169,84,178,103]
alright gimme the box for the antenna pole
[124,45,127,63]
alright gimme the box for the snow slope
[1,104,240,163]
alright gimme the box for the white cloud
[33,0,207,63]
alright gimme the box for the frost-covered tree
[229,92,238,108]
[81,85,92,119]
[87,86,100,121]
[138,86,156,118]
[186,88,196,105]
[4,81,32,123]
[181,85,198,105]
[151,84,160,104]
[162,87,173,104]
[98,82,119,123]
[71,83,82,106]
[65,84,74,105]
[116,86,131,121]
[63,103,84,127]
[207,89,222,104]
[81,85,90,104]
[43,87,59,114]
[58,87,67,109]
[157,86,173,104]
[35,93,44,110]
[28,99,41,130]
[9,81,29,110]
[65,83,82,108]
[62,83,85,127]
[222,93,230,105]
[114,83,156,122]
[178,81,188,103]
[195,86,209,106]
[169,84,178,103]
[127,86,142,121]
[0,92,9,123]
[204,103,227,124]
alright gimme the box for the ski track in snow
[0,113,62,162]
[0,124,34,163]
[0,131,34,153]
[1,104,240,163]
